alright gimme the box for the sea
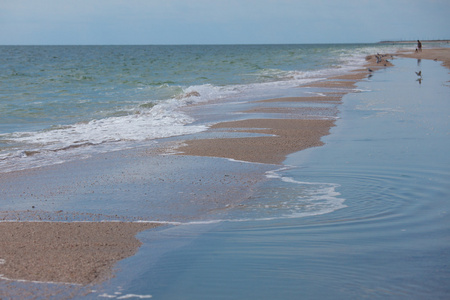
[0,43,403,173]
[1,43,449,299]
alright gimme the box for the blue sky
[1,0,449,45]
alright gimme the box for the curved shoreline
[1,48,448,295]
[177,51,394,165]
[178,48,450,165]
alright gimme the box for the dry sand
[302,80,358,89]
[0,222,159,285]
[397,48,450,69]
[177,60,377,164]
[178,48,450,166]
[2,47,449,292]
[256,96,342,103]
[178,118,335,165]
[242,106,337,118]
[243,96,340,119]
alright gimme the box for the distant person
[417,40,422,52]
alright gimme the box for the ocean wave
[0,63,349,173]
[0,96,208,172]
[0,44,389,173]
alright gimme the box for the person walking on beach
[417,40,422,52]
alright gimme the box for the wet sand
[2,47,449,294]
[0,150,271,293]
[178,49,406,165]
[177,53,393,164]
[179,48,450,165]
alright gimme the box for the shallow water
[87,58,450,299]
[1,43,408,173]
[1,45,449,299]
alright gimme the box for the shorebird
[368,68,373,72]
[415,71,422,77]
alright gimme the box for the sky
[0,0,449,45]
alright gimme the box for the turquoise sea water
[1,44,449,299]
[1,43,405,173]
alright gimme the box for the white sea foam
[98,293,152,299]
[0,95,209,172]
[0,274,82,286]
[0,72,318,173]
[264,167,346,218]
[0,44,387,173]
[177,167,346,224]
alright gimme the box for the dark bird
[415,71,422,77]
[368,68,373,72]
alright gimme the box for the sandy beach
[397,48,450,69]
[178,118,335,165]
[179,47,449,165]
[1,47,449,296]
[0,222,159,285]
[177,51,396,164]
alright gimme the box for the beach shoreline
[178,47,450,165]
[396,47,450,69]
[176,51,395,164]
[1,46,449,297]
